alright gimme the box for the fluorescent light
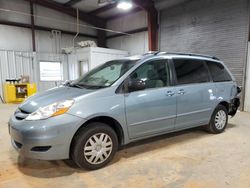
[117,0,133,10]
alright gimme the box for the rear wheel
[71,122,118,170]
[205,105,228,134]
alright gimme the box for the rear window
[173,59,210,85]
[206,61,232,82]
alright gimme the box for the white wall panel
[107,11,147,36]
[0,26,95,53]
[0,25,33,51]
[106,11,149,54]
[107,31,148,55]
[0,0,96,53]
[68,47,129,80]
[34,5,97,35]
[36,30,94,53]
[0,50,69,102]
[0,0,30,24]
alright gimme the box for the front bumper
[9,113,85,160]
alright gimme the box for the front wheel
[71,123,118,170]
[205,105,228,134]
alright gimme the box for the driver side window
[129,60,170,90]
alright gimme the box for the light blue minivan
[9,52,240,170]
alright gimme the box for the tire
[205,105,228,134]
[71,122,118,170]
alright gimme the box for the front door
[125,59,177,139]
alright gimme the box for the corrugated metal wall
[107,11,149,55]
[0,50,68,101]
[159,0,249,87]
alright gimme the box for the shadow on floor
[14,123,236,178]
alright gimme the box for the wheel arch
[70,115,125,158]
[218,101,229,112]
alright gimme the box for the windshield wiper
[68,84,85,89]
[69,83,109,89]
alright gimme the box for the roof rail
[154,52,220,60]
[143,51,160,56]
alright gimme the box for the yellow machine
[4,83,37,104]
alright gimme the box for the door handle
[178,89,185,95]
[166,91,175,96]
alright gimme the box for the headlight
[25,100,74,121]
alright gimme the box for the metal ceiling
[50,0,141,19]
[50,0,189,20]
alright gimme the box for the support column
[97,21,106,48]
[147,8,158,51]
[30,1,36,52]
[97,30,106,48]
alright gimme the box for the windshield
[71,59,138,89]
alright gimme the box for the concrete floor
[0,104,250,188]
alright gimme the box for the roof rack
[152,52,220,60]
[143,51,160,56]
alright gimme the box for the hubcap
[215,110,227,130]
[84,133,113,165]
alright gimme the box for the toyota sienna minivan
[9,52,241,170]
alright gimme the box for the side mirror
[128,79,146,92]
[63,80,72,86]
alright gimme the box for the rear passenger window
[173,59,210,85]
[206,61,232,82]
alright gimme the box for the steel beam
[0,20,97,39]
[64,0,82,7]
[147,8,158,51]
[30,1,36,52]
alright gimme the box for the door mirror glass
[128,79,146,92]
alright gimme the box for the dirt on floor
[0,104,250,188]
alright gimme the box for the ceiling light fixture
[117,0,133,10]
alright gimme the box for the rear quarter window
[206,61,232,82]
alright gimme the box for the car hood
[19,86,94,113]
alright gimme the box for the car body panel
[67,86,130,144]
[125,86,177,139]
[175,83,216,130]
[8,53,240,160]
[9,113,85,160]
[19,86,95,113]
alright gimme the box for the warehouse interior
[0,0,250,187]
